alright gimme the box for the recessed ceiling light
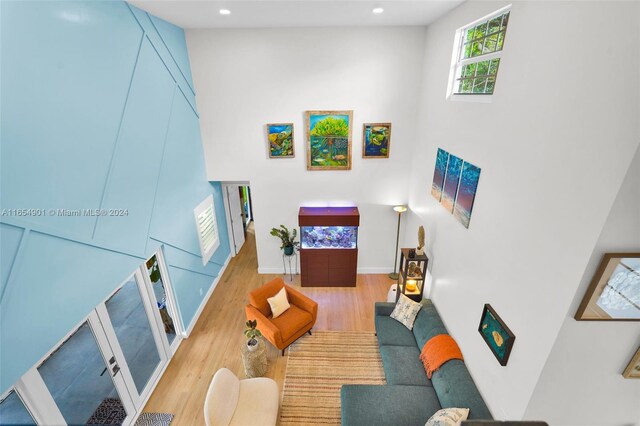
[372,7,384,14]
[219,9,231,15]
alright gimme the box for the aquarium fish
[333,154,346,160]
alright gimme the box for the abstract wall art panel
[453,161,481,228]
[305,110,353,170]
[478,304,515,366]
[362,123,391,158]
[431,148,449,201]
[267,123,294,158]
[441,154,463,213]
[575,253,640,321]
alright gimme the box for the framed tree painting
[623,346,640,378]
[305,110,353,170]
[362,123,391,158]
[267,123,294,158]
[575,253,640,321]
[478,304,515,366]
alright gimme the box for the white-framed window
[448,5,511,97]
[194,194,220,265]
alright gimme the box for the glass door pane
[0,390,35,425]
[104,275,162,395]
[145,254,177,344]
[37,321,131,425]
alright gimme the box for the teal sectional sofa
[341,300,492,425]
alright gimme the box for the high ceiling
[129,1,465,29]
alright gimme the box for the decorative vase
[408,249,416,258]
[284,245,294,256]
[247,339,258,352]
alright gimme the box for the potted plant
[244,320,262,352]
[416,225,426,256]
[270,225,299,255]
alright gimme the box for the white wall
[524,145,640,426]
[404,0,640,421]
[187,27,426,272]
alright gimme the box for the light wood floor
[143,223,393,425]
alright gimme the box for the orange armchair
[245,277,318,355]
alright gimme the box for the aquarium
[300,226,357,249]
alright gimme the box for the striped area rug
[279,331,386,425]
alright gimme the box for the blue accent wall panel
[0,1,230,392]
[148,14,196,93]
[149,91,210,257]
[0,224,24,299]
[0,1,143,238]
[162,244,221,279]
[167,267,217,327]
[93,38,176,255]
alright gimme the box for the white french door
[16,312,137,426]
[95,269,169,408]
[2,249,183,425]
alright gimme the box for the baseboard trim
[257,267,286,274]
[257,266,392,274]
[184,253,232,337]
[357,267,393,274]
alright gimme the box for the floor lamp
[389,205,407,280]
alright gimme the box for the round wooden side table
[240,339,268,378]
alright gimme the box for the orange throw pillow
[420,334,464,379]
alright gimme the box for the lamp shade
[393,205,408,213]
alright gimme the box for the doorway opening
[222,182,253,257]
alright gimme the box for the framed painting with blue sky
[305,110,353,170]
[267,123,294,158]
[362,123,391,158]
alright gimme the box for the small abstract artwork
[441,154,463,213]
[362,123,391,158]
[478,304,515,366]
[305,111,353,170]
[575,253,640,321]
[623,346,640,378]
[267,123,294,158]
[453,162,481,228]
[431,148,449,201]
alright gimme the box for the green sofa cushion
[431,360,492,419]
[375,316,417,347]
[341,385,442,426]
[412,300,448,350]
[380,345,431,387]
[375,302,396,317]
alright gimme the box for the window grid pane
[461,11,510,59]
[454,58,501,95]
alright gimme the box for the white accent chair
[204,368,279,426]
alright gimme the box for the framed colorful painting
[267,123,294,158]
[305,110,353,170]
[362,123,391,158]
[623,346,640,378]
[478,304,515,366]
[575,253,640,321]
